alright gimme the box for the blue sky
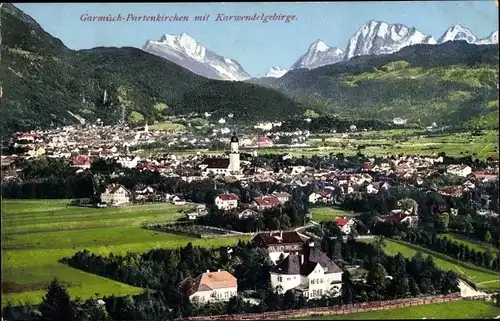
[15,2,499,77]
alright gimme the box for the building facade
[270,242,343,300]
[101,184,131,206]
[179,270,238,303]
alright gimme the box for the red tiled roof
[318,190,332,198]
[217,193,239,201]
[254,196,280,207]
[471,171,497,176]
[180,270,237,296]
[335,217,353,227]
[382,213,410,223]
[439,187,464,196]
[72,155,92,166]
[260,136,272,143]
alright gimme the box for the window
[287,277,291,281]
[320,279,324,284]
[311,279,315,284]
[278,276,282,282]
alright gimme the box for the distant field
[149,121,186,131]
[158,129,498,159]
[310,207,360,222]
[376,239,500,290]
[292,300,500,320]
[1,199,250,307]
[439,233,500,255]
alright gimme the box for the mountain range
[141,21,497,81]
[142,33,251,81]
[0,4,303,135]
[1,4,498,134]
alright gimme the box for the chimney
[206,270,210,273]
[217,269,221,272]
[280,230,283,238]
[308,241,315,248]
[301,254,304,265]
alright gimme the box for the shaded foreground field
[292,300,500,320]
[1,200,250,307]
[310,207,360,222]
[379,239,500,290]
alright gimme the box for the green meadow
[292,299,500,319]
[376,239,500,290]
[439,233,500,255]
[160,129,498,159]
[1,199,251,307]
[310,207,360,222]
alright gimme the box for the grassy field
[379,239,500,290]
[307,129,498,159]
[310,207,360,222]
[154,129,498,159]
[292,299,500,319]
[439,233,500,255]
[149,121,186,132]
[1,199,250,307]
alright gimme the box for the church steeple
[230,132,239,143]
[229,131,240,172]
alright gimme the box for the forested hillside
[254,41,499,128]
[0,4,303,135]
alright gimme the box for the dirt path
[458,279,488,297]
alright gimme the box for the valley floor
[1,199,250,306]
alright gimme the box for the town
[2,118,500,320]
[2,1,500,320]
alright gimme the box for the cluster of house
[179,231,343,303]
[97,183,187,207]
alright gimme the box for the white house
[100,184,131,206]
[274,192,292,204]
[380,212,419,229]
[215,193,239,210]
[238,209,258,219]
[446,165,472,177]
[270,242,343,300]
[179,270,238,303]
[393,118,408,125]
[133,185,155,201]
[335,217,355,235]
[117,156,141,169]
[308,190,332,204]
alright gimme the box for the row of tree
[195,201,309,233]
[406,231,500,271]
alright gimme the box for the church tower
[229,132,240,173]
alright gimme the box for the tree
[484,231,492,244]
[367,263,387,294]
[74,299,112,321]
[341,270,354,305]
[39,278,76,321]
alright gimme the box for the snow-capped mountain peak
[291,40,344,70]
[438,24,478,44]
[309,40,330,53]
[476,30,498,45]
[143,33,251,81]
[345,20,436,60]
[265,66,288,78]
